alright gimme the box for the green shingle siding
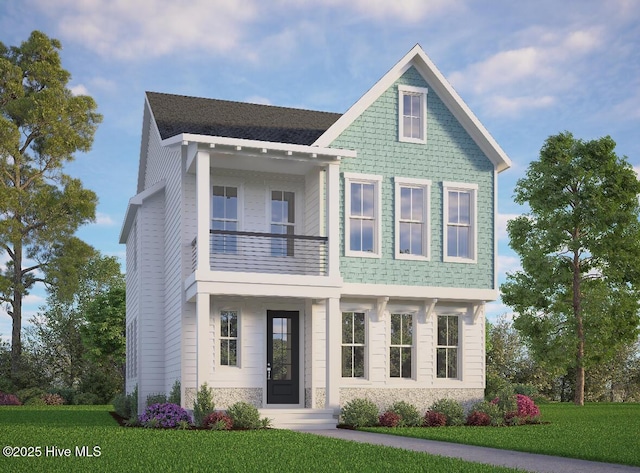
[331,66,495,289]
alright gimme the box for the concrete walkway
[301,429,640,473]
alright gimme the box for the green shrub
[112,392,131,419]
[48,388,76,405]
[389,400,422,427]
[24,396,47,406]
[146,393,168,406]
[469,400,504,426]
[341,398,379,428]
[192,383,214,427]
[168,380,181,405]
[429,398,465,426]
[492,386,517,416]
[513,384,538,398]
[129,385,138,419]
[227,402,261,429]
[16,387,46,404]
[73,392,101,405]
[485,371,510,401]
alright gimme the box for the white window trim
[398,84,429,144]
[435,313,460,381]
[211,179,244,231]
[388,312,416,380]
[344,172,383,258]
[443,181,478,264]
[341,310,368,380]
[395,177,431,261]
[218,309,240,368]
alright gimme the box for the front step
[259,408,338,430]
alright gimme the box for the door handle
[267,363,271,380]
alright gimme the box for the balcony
[192,229,328,276]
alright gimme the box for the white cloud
[95,212,116,226]
[315,0,463,23]
[449,27,603,116]
[485,300,516,323]
[69,84,90,96]
[244,96,272,106]
[33,0,259,60]
[498,254,521,276]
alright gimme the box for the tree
[25,254,123,394]
[0,31,101,379]
[501,132,640,405]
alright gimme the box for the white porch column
[196,150,211,272]
[325,297,341,410]
[196,292,211,391]
[325,162,340,279]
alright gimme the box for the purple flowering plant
[0,392,22,405]
[138,402,192,428]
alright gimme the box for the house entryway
[266,310,299,404]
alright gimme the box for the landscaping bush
[168,379,181,405]
[48,388,76,405]
[491,387,517,416]
[202,411,233,430]
[513,383,538,398]
[340,398,379,428]
[25,396,47,406]
[146,393,168,406]
[73,392,101,405]
[468,400,504,426]
[378,411,401,427]
[138,403,192,428]
[112,392,132,419]
[16,387,46,404]
[428,398,465,426]
[515,394,541,422]
[227,402,261,429]
[389,400,422,427]
[423,410,447,427]
[192,383,214,427]
[466,411,491,426]
[42,393,65,405]
[0,392,21,405]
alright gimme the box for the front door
[266,310,299,404]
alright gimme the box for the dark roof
[146,92,342,146]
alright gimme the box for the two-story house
[119,45,511,429]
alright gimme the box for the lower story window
[342,311,365,377]
[220,310,238,366]
[437,315,459,379]
[390,313,413,378]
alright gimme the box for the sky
[1,0,639,341]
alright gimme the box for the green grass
[363,403,640,467]
[0,405,522,472]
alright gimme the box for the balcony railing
[191,229,328,276]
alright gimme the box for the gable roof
[146,92,341,146]
[314,44,511,173]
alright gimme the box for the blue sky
[1,0,639,340]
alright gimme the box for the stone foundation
[339,388,483,413]
[185,387,263,409]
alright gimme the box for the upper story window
[398,85,428,144]
[342,311,366,378]
[270,190,295,257]
[395,177,431,260]
[344,173,382,258]
[443,182,478,263]
[212,186,238,254]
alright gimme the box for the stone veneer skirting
[185,387,263,409]
[304,388,327,408]
[339,388,484,413]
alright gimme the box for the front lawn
[362,403,640,467]
[0,406,522,472]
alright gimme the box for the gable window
[342,311,366,378]
[344,173,382,258]
[443,182,478,263]
[398,85,428,144]
[220,310,238,366]
[271,190,295,257]
[390,313,413,378]
[212,186,238,254]
[395,177,431,260]
[437,315,459,379]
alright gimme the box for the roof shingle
[146,92,342,146]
